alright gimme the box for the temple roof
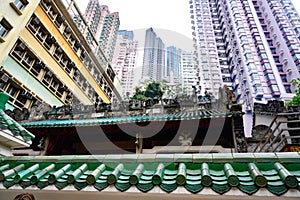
[0,110,35,146]
[22,110,234,128]
[0,153,299,196]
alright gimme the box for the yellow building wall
[20,29,92,104]
[0,0,40,66]
[34,5,110,103]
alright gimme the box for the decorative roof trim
[0,153,299,196]
[0,110,34,144]
[22,110,235,128]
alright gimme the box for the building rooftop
[0,109,35,148]
[0,153,299,196]
[21,109,233,128]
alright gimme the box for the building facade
[190,0,300,112]
[112,30,139,98]
[180,51,198,95]
[82,1,120,65]
[165,46,182,84]
[0,0,121,112]
[83,0,102,41]
[142,28,165,81]
[98,6,120,63]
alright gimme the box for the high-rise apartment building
[190,0,300,112]
[82,1,120,63]
[112,30,139,98]
[98,6,120,63]
[165,46,182,84]
[180,51,198,95]
[83,0,102,41]
[118,30,134,40]
[0,0,121,111]
[142,28,165,81]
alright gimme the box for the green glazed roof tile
[0,153,299,195]
[22,109,232,128]
[187,169,201,176]
[0,110,34,143]
[267,185,288,196]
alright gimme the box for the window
[10,0,28,15]
[271,85,279,92]
[266,74,275,81]
[6,84,18,97]
[285,85,292,93]
[0,18,13,42]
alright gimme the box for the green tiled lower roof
[0,153,299,196]
[22,110,232,128]
[0,110,35,142]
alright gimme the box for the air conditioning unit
[56,47,63,54]
[46,71,53,77]
[33,17,40,25]
[34,60,46,69]
[0,74,9,82]
[68,61,75,68]
[64,26,71,33]
[279,49,284,55]
[47,36,56,44]
[56,14,65,23]
[17,42,26,51]
[62,85,68,90]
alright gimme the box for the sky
[76,0,192,37]
[74,0,300,50]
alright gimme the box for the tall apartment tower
[190,0,300,112]
[83,0,102,41]
[98,6,120,63]
[165,46,182,84]
[83,2,120,63]
[180,51,198,95]
[142,28,165,81]
[112,30,139,98]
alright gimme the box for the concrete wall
[0,0,40,66]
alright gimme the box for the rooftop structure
[0,153,300,199]
[0,92,34,156]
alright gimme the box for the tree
[131,81,164,101]
[144,82,164,99]
[286,78,300,106]
[131,87,147,101]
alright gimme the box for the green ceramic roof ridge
[0,110,35,142]
[21,109,235,128]
[1,153,300,164]
[0,153,299,196]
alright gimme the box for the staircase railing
[253,112,300,152]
